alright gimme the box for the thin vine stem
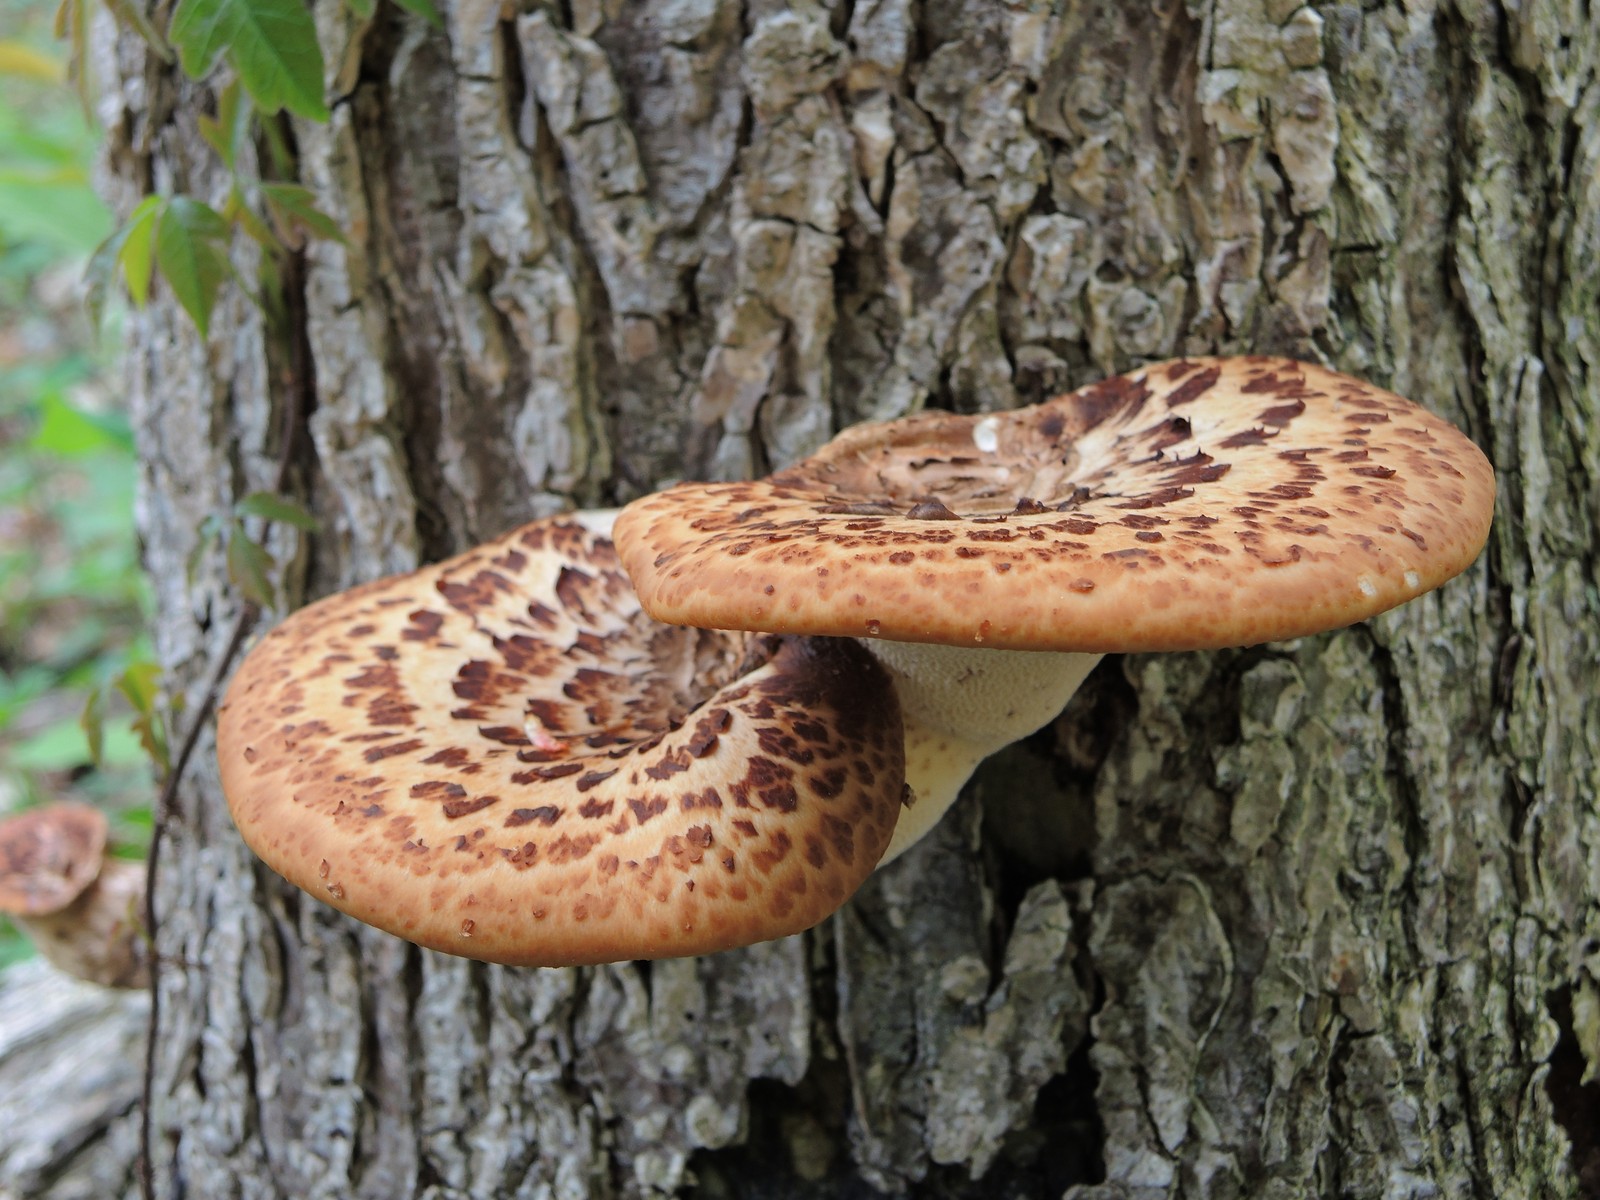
[136,602,255,1200]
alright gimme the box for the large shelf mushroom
[217,515,905,966]
[613,356,1497,862]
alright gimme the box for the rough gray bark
[0,960,145,1199]
[93,0,1599,1195]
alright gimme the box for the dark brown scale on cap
[906,498,961,521]
[614,357,1495,653]
[217,516,905,967]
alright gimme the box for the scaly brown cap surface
[0,804,108,916]
[217,517,905,967]
[615,357,1496,652]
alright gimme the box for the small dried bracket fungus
[0,803,148,988]
[216,514,905,967]
[614,356,1497,861]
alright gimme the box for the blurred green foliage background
[1,0,153,966]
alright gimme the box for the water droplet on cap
[973,416,1000,453]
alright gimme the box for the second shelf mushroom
[0,803,148,988]
[613,356,1497,862]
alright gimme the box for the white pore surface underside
[591,498,1097,867]
[858,640,1103,864]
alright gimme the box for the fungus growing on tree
[0,803,148,987]
[614,356,1497,861]
[216,514,905,967]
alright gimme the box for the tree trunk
[101,0,1597,1195]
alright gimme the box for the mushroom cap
[0,804,108,916]
[217,517,905,967]
[614,357,1496,652]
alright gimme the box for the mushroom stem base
[855,641,1103,864]
[15,859,149,989]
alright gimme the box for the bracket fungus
[614,356,1497,862]
[217,514,905,966]
[0,803,148,987]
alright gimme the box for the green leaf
[119,194,162,306]
[259,182,343,244]
[114,661,169,774]
[197,115,226,163]
[388,0,440,27]
[198,79,248,169]
[80,686,105,767]
[83,199,141,328]
[224,185,278,248]
[220,76,252,153]
[153,196,231,337]
[167,0,237,87]
[257,111,295,178]
[30,393,137,456]
[115,660,161,716]
[169,0,329,120]
[235,490,320,530]
[344,0,374,18]
[185,512,224,586]
[225,519,277,607]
